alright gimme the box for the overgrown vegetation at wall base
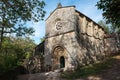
[0,37,36,76]
[0,54,18,75]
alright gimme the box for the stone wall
[74,11,106,66]
[104,34,120,56]
[43,6,120,71]
[45,31,81,70]
[45,6,79,70]
[45,6,76,38]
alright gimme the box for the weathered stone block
[94,25,99,38]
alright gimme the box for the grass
[61,57,115,80]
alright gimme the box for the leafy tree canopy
[40,37,45,43]
[96,0,120,31]
[98,20,110,34]
[0,36,36,74]
[98,20,119,33]
[0,0,46,47]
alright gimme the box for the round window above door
[55,21,63,30]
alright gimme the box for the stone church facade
[38,5,120,71]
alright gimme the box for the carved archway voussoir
[52,44,68,70]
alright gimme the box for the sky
[30,0,103,44]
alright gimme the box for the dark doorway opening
[60,56,65,68]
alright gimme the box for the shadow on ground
[78,55,120,80]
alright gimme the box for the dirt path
[17,55,120,80]
[17,71,61,80]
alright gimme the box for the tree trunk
[0,27,4,48]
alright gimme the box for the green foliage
[40,37,45,43]
[96,0,120,31]
[15,27,35,36]
[61,58,114,80]
[0,36,36,75]
[0,0,46,46]
[98,20,119,33]
[0,54,17,75]
[98,20,110,33]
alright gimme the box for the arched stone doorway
[52,46,67,70]
[60,56,65,68]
